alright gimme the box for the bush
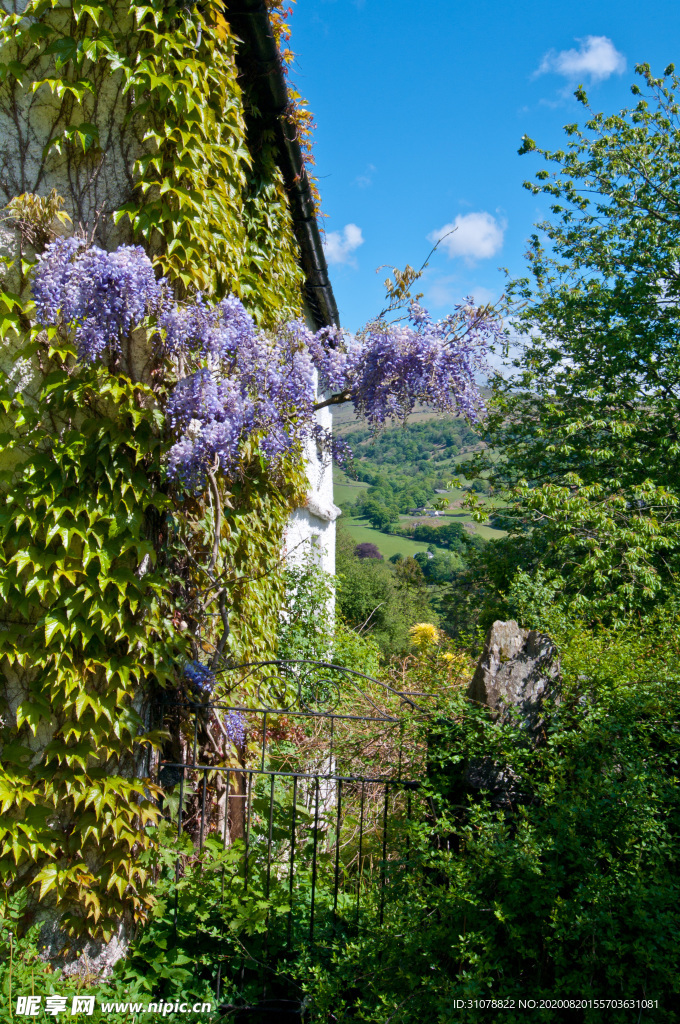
[354,542,383,560]
[296,625,680,1022]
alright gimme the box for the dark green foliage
[0,342,179,936]
[363,499,399,531]
[277,554,335,662]
[296,627,680,1022]
[441,533,546,637]
[399,520,468,551]
[413,549,463,584]
[343,418,479,466]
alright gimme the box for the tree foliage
[297,626,680,1021]
[472,64,680,622]
[336,527,436,656]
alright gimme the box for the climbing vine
[0,0,310,939]
[0,327,178,938]
[0,0,305,320]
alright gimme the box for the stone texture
[39,916,129,980]
[468,620,560,733]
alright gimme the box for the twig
[206,462,221,573]
[210,590,230,672]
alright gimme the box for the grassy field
[475,523,507,540]
[334,480,369,507]
[333,462,507,557]
[339,512,507,559]
[339,519,433,559]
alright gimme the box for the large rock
[468,620,560,734]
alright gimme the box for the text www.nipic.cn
[15,996,213,1016]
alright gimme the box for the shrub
[354,542,383,560]
[296,625,680,1022]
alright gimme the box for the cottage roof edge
[224,1,340,329]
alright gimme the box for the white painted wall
[283,304,340,578]
[284,393,341,578]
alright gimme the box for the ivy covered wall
[0,0,305,317]
[0,0,316,951]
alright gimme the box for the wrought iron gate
[154,659,433,1018]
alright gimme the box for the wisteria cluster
[33,237,163,362]
[163,322,316,488]
[159,293,256,361]
[31,239,500,491]
[183,659,216,691]
[182,661,246,746]
[165,369,254,489]
[306,298,499,428]
[222,709,246,747]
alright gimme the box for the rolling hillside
[332,413,505,559]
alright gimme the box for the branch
[206,463,221,573]
[210,589,230,672]
[313,389,353,411]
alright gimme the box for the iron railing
[153,660,433,1014]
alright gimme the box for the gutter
[224,1,340,329]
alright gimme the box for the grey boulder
[468,620,560,735]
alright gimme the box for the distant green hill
[332,413,505,559]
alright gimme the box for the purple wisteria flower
[308,300,498,428]
[183,660,216,692]
[159,293,256,361]
[165,369,254,489]
[31,238,499,494]
[222,710,246,747]
[407,301,432,327]
[164,320,317,489]
[33,237,163,361]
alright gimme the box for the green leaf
[43,36,78,69]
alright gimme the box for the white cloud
[323,223,364,266]
[423,274,458,308]
[466,285,497,307]
[427,212,505,264]
[536,35,625,83]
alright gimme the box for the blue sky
[288,0,680,331]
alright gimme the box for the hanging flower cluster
[32,239,500,490]
[306,299,499,427]
[183,659,216,691]
[165,369,253,490]
[182,661,247,745]
[222,710,246,747]
[33,237,163,362]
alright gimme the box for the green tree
[473,63,680,623]
[335,528,436,656]
[363,499,399,531]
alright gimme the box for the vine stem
[206,462,222,573]
[211,590,230,671]
[205,463,230,669]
